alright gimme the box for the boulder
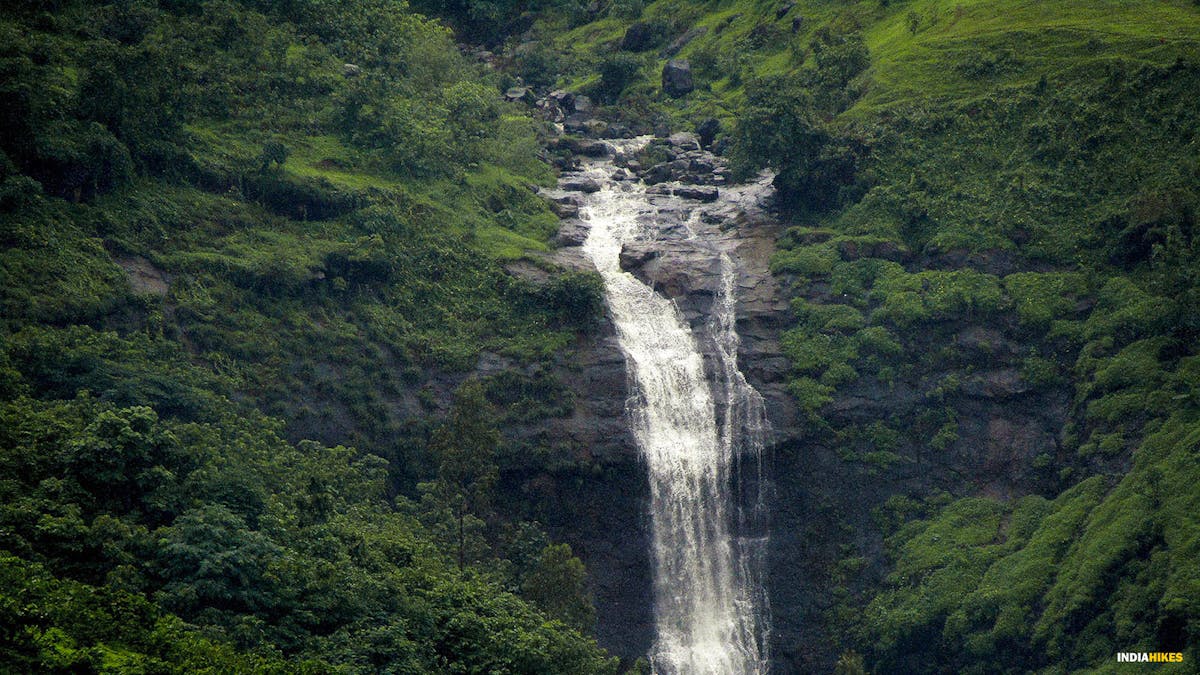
[573,94,595,115]
[662,59,694,97]
[696,118,720,148]
[553,219,590,246]
[549,201,580,218]
[667,132,701,151]
[555,137,612,157]
[504,86,531,102]
[342,63,362,76]
[561,176,602,193]
[604,123,633,139]
[963,369,1031,399]
[642,160,689,185]
[673,185,719,202]
[583,119,610,136]
[549,89,574,105]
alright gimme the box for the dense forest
[2,0,1200,673]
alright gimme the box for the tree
[521,543,596,631]
[421,381,500,568]
[731,75,866,212]
[258,140,290,171]
[596,53,645,103]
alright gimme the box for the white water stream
[576,141,769,674]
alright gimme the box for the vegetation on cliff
[491,0,1200,671]
[0,0,614,671]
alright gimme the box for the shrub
[595,53,646,103]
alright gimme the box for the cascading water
[575,139,770,674]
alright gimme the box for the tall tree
[422,380,499,569]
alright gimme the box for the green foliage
[0,0,618,671]
[521,543,597,632]
[731,75,858,212]
[421,381,501,569]
[1003,272,1090,332]
[870,267,1005,327]
[0,392,616,673]
[862,408,1200,672]
[595,52,648,103]
[771,243,837,277]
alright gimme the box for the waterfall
[575,140,770,674]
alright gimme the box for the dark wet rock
[662,59,694,97]
[603,123,633,139]
[115,256,170,296]
[954,326,1016,358]
[685,153,717,173]
[697,118,720,148]
[673,185,719,202]
[836,238,911,262]
[620,240,722,318]
[552,136,611,157]
[560,175,602,193]
[549,89,574,107]
[642,160,682,185]
[583,119,609,136]
[550,201,580,218]
[551,155,580,171]
[564,115,608,136]
[667,131,701,151]
[553,219,589,246]
[539,188,583,206]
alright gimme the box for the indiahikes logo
[1116,652,1184,663]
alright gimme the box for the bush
[595,53,645,103]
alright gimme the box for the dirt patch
[114,256,170,296]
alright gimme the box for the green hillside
[0,0,613,671]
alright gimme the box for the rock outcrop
[661,59,694,97]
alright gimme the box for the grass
[857,0,1200,112]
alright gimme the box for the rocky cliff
[526,114,1076,671]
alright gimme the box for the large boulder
[572,94,595,115]
[504,86,532,103]
[560,175,602,193]
[662,59,694,97]
[672,185,719,202]
[696,118,720,148]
